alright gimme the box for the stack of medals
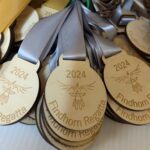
[105,0,150,125]
[35,1,108,149]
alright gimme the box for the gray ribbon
[48,0,121,73]
[83,16,121,71]
[48,1,86,73]
[92,0,121,17]
[112,0,136,26]
[18,5,73,64]
[82,5,117,39]
[59,1,86,60]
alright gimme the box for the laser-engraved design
[0,76,31,105]
[58,81,96,110]
[112,65,142,93]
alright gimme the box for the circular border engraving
[45,58,107,130]
[0,55,39,125]
[104,52,150,111]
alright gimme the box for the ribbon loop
[18,6,73,64]
[82,5,117,39]
[58,1,86,60]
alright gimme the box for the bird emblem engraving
[0,76,31,105]
[112,65,142,93]
[58,81,96,110]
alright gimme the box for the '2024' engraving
[114,60,130,72]
[10,66,29,80]
[66,70,86,79]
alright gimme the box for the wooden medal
[42,102,98,147]
[42,114,97,148]
[108,96,150,125]
[126,19,150,56]
[42,99,101,143]
[44,0,69,11]
[103,51,150,111]
[0,55,39,125]
[36,5,58,19]
[14,6,39,42]
[45,57,107,130]
[40,111,94,150]
[106,104,127,124]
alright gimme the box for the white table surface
[0,116,149,150]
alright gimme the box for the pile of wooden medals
[0,0,150,149]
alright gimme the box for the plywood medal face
[126,19,150,56]
[14,6,39,42]
[104,52,150,111]
[40,112,93,150]
[0,55,39,125]
[43,99,101,143]
[45,58,107,131]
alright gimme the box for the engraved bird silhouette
[58,81,96,110]
[112,65,142,93]
[0,76,31,105]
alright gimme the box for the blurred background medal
[14,6,39,42]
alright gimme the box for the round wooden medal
[43,115,97,147]
[126,19,150,56]
[14,6,39,42]
[106,105,127,124]
[43,99,101,143]
[108,96,150,125]
[0,55,39,125]
[45,57,107,130]
[104,51,150,111]
[40,112,93,150]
